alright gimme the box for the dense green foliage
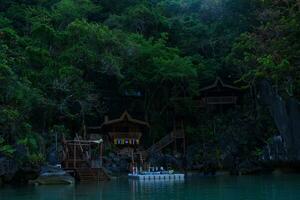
[0,0,299,167]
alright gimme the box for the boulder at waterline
[30,165,74,185]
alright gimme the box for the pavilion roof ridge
[199,77,241,91]
[100,110,149,128]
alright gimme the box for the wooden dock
[128,173,185,180]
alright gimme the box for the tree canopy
[1,0,299,167]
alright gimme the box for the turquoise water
[1,175,300,200]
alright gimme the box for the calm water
[1,175,300,200]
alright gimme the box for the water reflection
[128,179,185,200]
[2,175,300,200]
[129,179,184,194]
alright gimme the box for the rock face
[0,157,39,185]
[262,135,287,161]
[148,153,183,169]
[103,153,130,174]
[102,151,184,174]
[237,160,264,175]
[1,145,40,185]
[0,157,18,180]
[259,80,300,161]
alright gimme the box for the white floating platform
[128,173,185,180]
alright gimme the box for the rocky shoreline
[1,132,300,186]
[2,153,300,187]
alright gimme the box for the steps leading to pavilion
[76,168,111,182]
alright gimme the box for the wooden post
[174,137,177,154]
[181,120,186,156]
[173,118,177,154]
[89,143,91,160]
[140,152,143,168]
[74,143,76,168]
[64,141,69,168]
[55,132,58,158]
[83,122,87,140]
[131,150,135,167]
[100,142,103,167]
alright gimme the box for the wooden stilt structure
[62,137,110,182]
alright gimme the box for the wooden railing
[75,135,91,162]
[204,96,237,105]
[172,130,185,138]
[62,138,105,170]
[147,134,172,154]
[145,130,185,155]
[108,132,142,138]
[63,139,92,169]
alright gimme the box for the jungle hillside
[1,0,300,180]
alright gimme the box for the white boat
[30,165,75,185]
